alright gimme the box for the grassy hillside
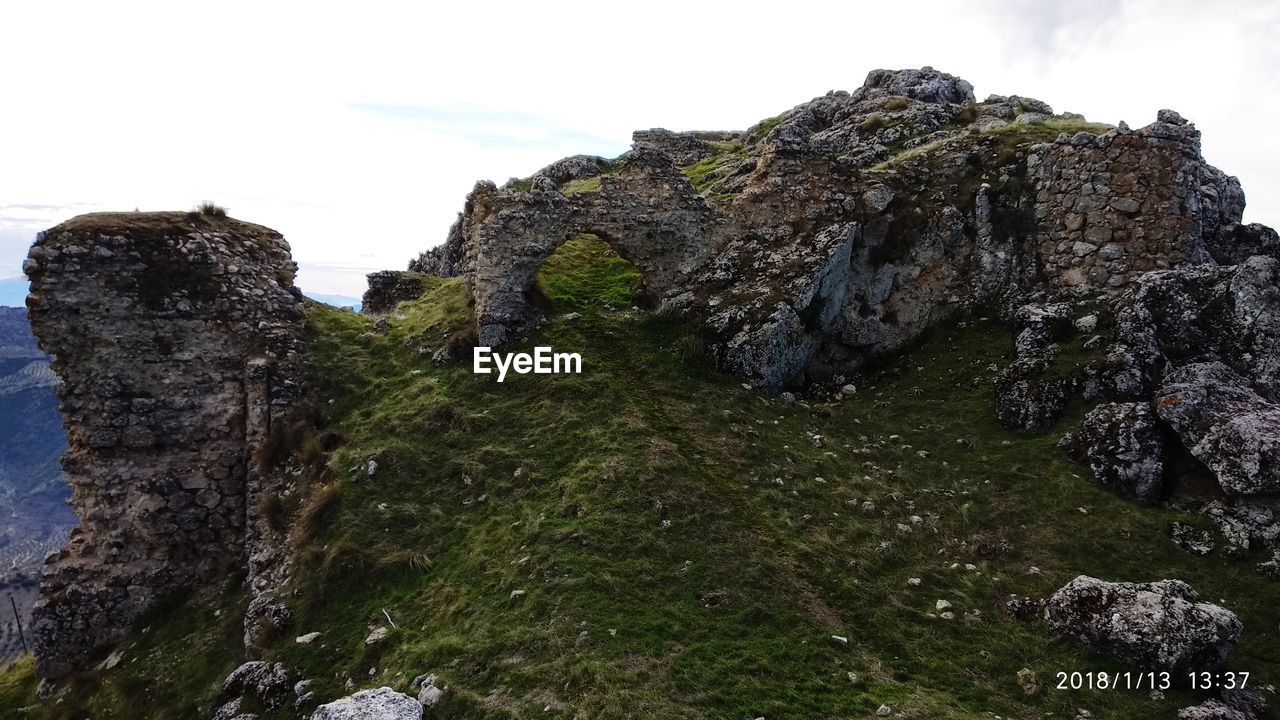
[3,235,1278,719]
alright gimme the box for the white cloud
[1,0,1277,296]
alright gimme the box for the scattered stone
[1045,576,1241,673]
[1074,314,1099,333]
[1169,522,1215,556]
[295,631,322,645]
[1016,668,1039,696]
[999,594,1043,621]
[364,626,391,645]
[1202,500,1279,556]
[863,185,896,214]
[418,683,443,709]
[1258,551,1280,578]
[876,704,892,717]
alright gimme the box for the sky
[2,0,1278,300]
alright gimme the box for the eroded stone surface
[363,271,430,315]
[1156,362,1280,496]
[24,212,305,678]
[311,687,423,720]
[1077,402,1165,504]
[1045,575,1241,675]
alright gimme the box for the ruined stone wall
[405,69,1273,392]
[456,148,717,347]
[1028,111,1248,290]
[23,212,305,678]
[631,129,740,166]
[363,270,430,315]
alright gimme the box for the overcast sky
[2,0,1277,298]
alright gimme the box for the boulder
[1076,402,1165,504]
[1156,362,1280,495]
[1097,258,1280,403]
[1178,689,1268,720]
[1013,303,1073,352]
[1045,576,1241,675]
[995,355,1072,430]
[219,661,293,711]
[311,687,423,720]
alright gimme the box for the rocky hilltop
[408,66,1274,391]
[8,69,1280,719]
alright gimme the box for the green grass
[533,234,641,308]
[7,240,1280,719]
[681,153,748,195]
[982,118,1115,147]
[0,585,248,719]
[745,115,785,145]
[561,177,602,196]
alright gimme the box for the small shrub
[192,201,228,218]
[883,97,912,111]
[298,434,327,468]
[375,549,433,574]
[253,424,288,473]
[955,102,979,125]
[858,113,887,133]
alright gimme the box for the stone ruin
[405,67,1273,391]
[23,211,305,678]
[20,67,1280,684]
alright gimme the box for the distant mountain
[305,293,362,312]
[0,278,28,308]
[0,306,72,664]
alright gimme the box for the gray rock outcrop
[23,211,306,678]
[1156,362,1280,496]
[1077,402,1165,504]
[311,687,424,720]
[1045,575,1241,675]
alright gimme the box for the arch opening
[526,233,649,314]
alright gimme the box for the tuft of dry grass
[256,492,286,533]
[192,201,228,218]
[294,482,342,549]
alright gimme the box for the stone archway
[462,149,717,346]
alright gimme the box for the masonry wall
[23,212,305,678]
